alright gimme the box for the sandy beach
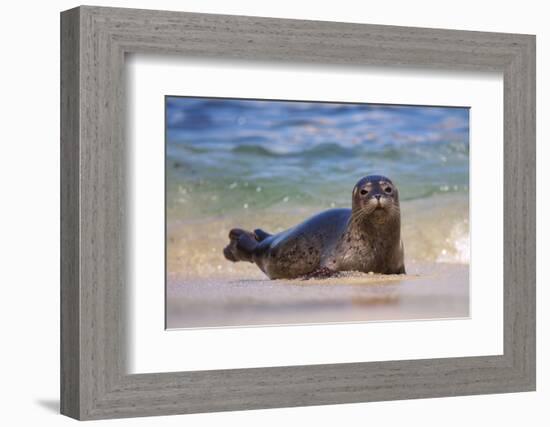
[166,195,469,329]
[167,261,469,328]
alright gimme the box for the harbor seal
[223,175,405,279]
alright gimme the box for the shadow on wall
[35,399,59,414]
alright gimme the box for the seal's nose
[374,194,381,201]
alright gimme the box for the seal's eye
[360,189,368,195]
[384,187,392,194]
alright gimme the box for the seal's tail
[223,228,259,263]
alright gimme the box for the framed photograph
[60,6,535,420]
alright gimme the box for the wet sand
[167,261,469,329]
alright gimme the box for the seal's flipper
[223,228,258,263]
[254,229,272,241]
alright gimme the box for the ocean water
[166,96,470,277]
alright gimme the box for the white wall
[0,0,546,425]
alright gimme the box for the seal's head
[352,175,400,224]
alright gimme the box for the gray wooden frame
[60,5,536,420]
